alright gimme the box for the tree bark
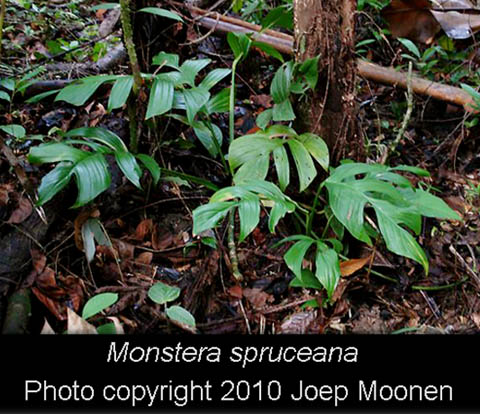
[294,0,362,163]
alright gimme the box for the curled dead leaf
[340,254,373,277]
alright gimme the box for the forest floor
[0,0,479,334]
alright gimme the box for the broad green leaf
[64,127,128,152]
[290,269,323,290]
[229,134,281,169]
[261,5,293,30]
[402,188,461,220]
[287,139,317,192]
[398,38,421,59]
[183,87,210,123]
[0,124,26,139]
[297,133,329,171]
[108,76,133,112]
[298,56,320,90]
[152,52,180,69]
[26,89,61,103]
[252,41,284,62]
[271,61,293,103]
[136,154,161,186]
[146,78,174,119]
[193,122,223,157]
[36,163,73,205]
[192,201,236,235]
[96,323,117,334]
[0,91,11,102]
[179,59,211,86]
[204,88,230,114]
[256,108,273,129]
[199,68,231,90]
[82,293,118,319]
[115,151,143,189]
[233,155,270,184]
[389,165,430,177]
[272,99,295,121]
[273,145,290,191]
[227,32,251,60]
[55,76,113,106]
[0,78,15,91]
[71,153,111,207]
[166,305,196,327]
[315,247,341,300]
[238,193,260,242]
[268,199,291,232]
[148,282,181,305]
[375,209,429,272]
[284,239,315,279]
[28,143,87,164]
[138,7,183,22]
[327,162,387,183]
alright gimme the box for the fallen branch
[185,4,475,111]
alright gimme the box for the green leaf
[179,59,211,86]
[238,193,260,242]
[289,268,323,290]
[297,133,329,171]
[273,145,290,191]
[64,127,128,152]
[256,108,273,129]
[0,78,15,91]
[166,305,196,327]
[183,87,210,123]
[389,165,430,177]
[192,201,236,235]
[138,7,183,22]
[252,41,284,62]
[0,124,26,139]
[272,99,295,121]
[233,155,270,184]
[115,151,143,189]
[136,154,161,186]
[152,52,180,69]
[287,140,317,192]
[402,188,461,220]
[36,163,73,206]
[271,61,293,103]
[398,38,421,59]
[315,247,341,300]
[108,76,133,112]
[71,153,111,208]
[284,239,315,279]
[146,78,174,119]
[55,76,114,106]
[375,209,429,272]
[25,89,61,103]
[82,293,118,319]
[204,88,230,114]
[193,121,223,157]
[229,134,281,170]
[227,32,251,60]
[0,91,11,102]
[92,3,120,10]
[28,143,88,164]
[298,56,320,90]
[199,68,231,90]
[148,282,181,305]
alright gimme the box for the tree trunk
[294,0,363,163]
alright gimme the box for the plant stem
[306,181,324,237]
[229,54,242,145]
[119,0,142,153]
[0,0,6,59]
[228,210,243,281]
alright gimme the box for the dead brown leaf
[136,251,153,265]
[228,285,243,299]
[7,197,32,224]
[134,219,153,241]
[243,288,272,310]
[340,254,372,277]
[67,308,98,334]
[279,310,318,334]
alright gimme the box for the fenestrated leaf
[71,153,111,208]
[82,293,118,319]
[233,155,270,184]
[284,239,315,280]
[375,209,429,272]
[166,305,196,328]
[138,7,183,22]
[115,151,143,189]
[148,282,180,305]
[36,163,73,205]
[296,132,329,171]
[183,87,210,123]
[237,192,260,242]
[287,139,317,192]
[192,201,236,236]
[146,78,174,119]
[136,154,161,186]
[64,127,128,152]
[108,76,133,112]
[228,134,282,170]
[315,247,341,300]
